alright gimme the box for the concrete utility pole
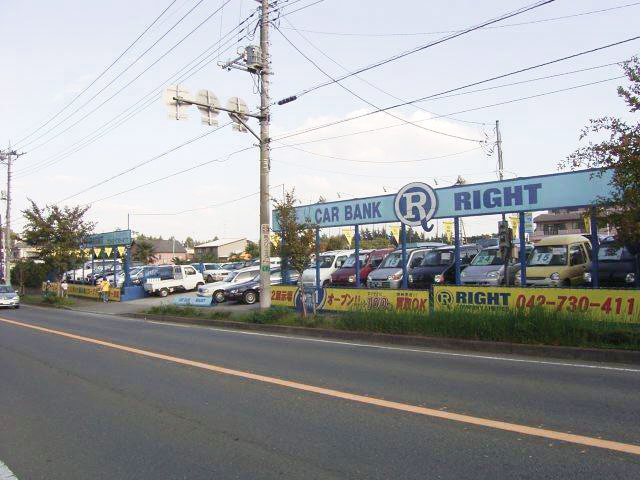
[258,0,272,309]
[496,120,510,286]
[0,144,26,285]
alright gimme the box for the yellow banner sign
[117,245,126,256]
[42,282,121,301]
[389,225,400,244]
[324,288,430,312]
[443,220,453,242]
[342,227,354,246]
[270,285,297,307]
[509,215,519,237]
[104,247,113,257]
[93,247,102,257]
[433,285,640,322]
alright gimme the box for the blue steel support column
[590,208,600,288]
[281,231,288,284]
[91,253,95,285]
[454,217,461,285]
[519,212,527,286]
[401,224,408,289]
[354,224,361,287]
[315,228,321,291]
[113,248,118,286]
[124,247,132,287]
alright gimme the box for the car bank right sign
[433,285,640,323]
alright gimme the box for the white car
[197,267,260,303]
[0,285,19,309]
[144,265,205,297]
[193,263,232,283]
[302,250,353,287]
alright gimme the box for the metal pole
[127,213,130,231]
[519,212,526,286]
[281,230,288,284]
[315,228,320,291]
[454,217,461,285]
[354,224,361,287]
[496,120,510,286]
[258,0,272,309]
[590,208,599,288]
[5,147,12,286]
[124,247,132,287]
[113,247,117,287]
[401,224,408,289]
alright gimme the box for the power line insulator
[277,95,297,105]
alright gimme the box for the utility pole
[165,0,272,308]
[0,144,26,285]
[258,0,272,309]
[496,120,510,286]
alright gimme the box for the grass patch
[144,305,640,351]
[22,293,76,308]
[147,304,231,320]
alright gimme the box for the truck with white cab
[143,265,205,297]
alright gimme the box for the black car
[408,245,480,289]
[585,241,637,288]
[224,278,260,304]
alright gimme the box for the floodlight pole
[258,0,271,309]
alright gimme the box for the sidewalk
[40,291,259,316]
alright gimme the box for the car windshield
[528,245,568,266]
[314,256,334,268]
[342,254,367,268]
[421,250,453,266]
[598,244,631,261]
[130,268,142,276]
[223,272,238,282]
[470,249,503,266]
[0,286,15,293]
[379,252,402,268]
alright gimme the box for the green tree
[560,57,640,249]
[245,240,260,259]
[184,236,195,249]
[273,189,316,318]
[21,200,95,278]
[133,240,157,264]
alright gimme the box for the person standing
[60,279,68,298]
[100,278,110,303]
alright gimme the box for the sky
[1,0,638,244]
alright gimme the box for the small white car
[0,285,20,308]
[193,263,232,283]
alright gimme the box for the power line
[14,9,254,177]
[274,24,485,143]
[16,0,231,153]
[54,122,232,204]
[11,0,180,147]
[278,1,640,37]
[278,16,486,127]
[275,0,556,104]
[273,36,640,142]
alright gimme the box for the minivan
[330,248,393,286]
[516,234,592,287]
[409,244,480,289]
[367,245,445,289]
[301,250,353,287]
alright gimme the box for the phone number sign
[434,286,640,322]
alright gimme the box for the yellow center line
[2,316,639,456]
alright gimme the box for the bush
[147,305,231,320]
[10,260,49,288]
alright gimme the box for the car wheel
[563,279,571,287]
[243,290,257,305]
[206,275,213,283]
[159,288,169,298]
[322,280,330,287]
[14,305,19,309]
[196,282,204,289]
[214,290,226,303]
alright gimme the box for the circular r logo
[394,182,437,228]
[436,290,453,306]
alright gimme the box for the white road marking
[0,461,18,480]
[145,321,640,373]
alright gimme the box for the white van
[301,250,353,287]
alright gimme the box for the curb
[128,313,640,365]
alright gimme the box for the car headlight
[626,273,635,283]
[348,275,355,283]
[389,272,402,281]
[434,274,444,284]
[486,270,500,279]
[550,272,560,281]
[584,272,592,283]
[408,274,414,283]
[461,270,467,278]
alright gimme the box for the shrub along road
[1,305,639,479]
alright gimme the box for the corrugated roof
[195,238,246,248]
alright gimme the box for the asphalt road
[1,306,639,479]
